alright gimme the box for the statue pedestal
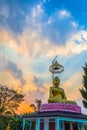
[40,103,81,113]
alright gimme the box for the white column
[44,118,49,130]
[36,118,40,130]
[56,118,60,130]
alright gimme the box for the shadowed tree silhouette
[30,104,36,112]
[35,99,42,112]
[0,84,24,116]
[30,99,42,112]
[80,63,87,108]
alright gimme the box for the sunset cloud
[61,72,82,100]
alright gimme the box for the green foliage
[0,84,24,116]
[84,125,87,130]
[0,84,24,130]
[0,115,23,130]
[80,63,87,108]
[10,115,22,130]
[0,115,8,130]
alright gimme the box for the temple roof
[23,110,87,120]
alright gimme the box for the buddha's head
[53,76,60,87]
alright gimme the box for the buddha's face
[53,77,60,87]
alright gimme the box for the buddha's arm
[63,90,67,100]
[50,87,53,98]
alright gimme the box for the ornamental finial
[49,56,64,83]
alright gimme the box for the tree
[0,84,24,116]
[35,99,42,112]
[30,104,36,112]
[30,99,42,112]
[0,115,9,130]
[80,63,87,108]
[10,115,23,130]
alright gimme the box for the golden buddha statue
[40,58,81,114]
[48,76,66,103]
[48,76,76,104]
[48,59,76,104]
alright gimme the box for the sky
[0,0,87,114]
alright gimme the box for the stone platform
[40,103,81,113]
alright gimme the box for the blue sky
[0,0,87,113]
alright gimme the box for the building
[22,59,87,130]
[22,110,87,130]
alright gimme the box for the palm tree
[35,99,42,112]
[30,99,42,112]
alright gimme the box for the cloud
[58,10,71,18]
[0,51,25,86]
[71,22,78,28]
[42,10,78,45]
[0,53,7,71]
[26,7,78,45]
[0,4,9,18]
[33,75,46,98]
[24,75,50,104]
[7,61,26,85]
[31,4,43,18]
[18,27,87,58]
[0,2,87,59]
[0,12,87,62]
[33,76,43,87]
[0,1,26,33]
[0,24,87,62]
[66,30,87,55]
[61,72,82,101]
